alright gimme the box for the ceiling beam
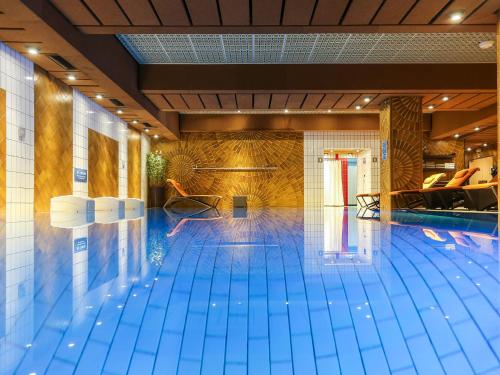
[78,24,495,34]
[5,0,180,139]
[430,104,497,139]
[181,113,380,132]
[140,64,496,93]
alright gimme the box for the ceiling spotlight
[466,147,472,152]
[116,109,123,114]
[449,11,465,23]
[453,134,460,138]
[96,94,103,100]
[284,109,289,113]
[67,74,76,81]
[363,97,371,103]
[153,134,159,139]
[442,96,449,102]
[132,120,138,124]
[327,109,332,113]
[483,143,488,147]
[355,105,362,110]
[428,105,434,110]
[144,128,150,133]
[479,40,495,50]
[27,47,39,55]
[237,110,241,113]
[474,127,480,131]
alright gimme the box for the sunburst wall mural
[153,132,304,209]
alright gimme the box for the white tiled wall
[304,131,380,207]
[0,42,35,372]
[73,90,128,198]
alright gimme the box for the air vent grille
[47,54,76,70]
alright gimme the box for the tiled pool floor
[1,207,499,374]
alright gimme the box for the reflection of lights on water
[149,250,164,266]
[96,321,103,326]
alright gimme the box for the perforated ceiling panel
[118,33,496,64]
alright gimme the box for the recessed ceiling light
[237,110,241,113]
[67,74,76,81]
[96,94,103,100]
[449,11,465,23]
[466,147,472,152]
[355,105,362,110]
[116,109,123,114]
[442,96,449,102]
[284,109,289,113]
[363,97,371,103]
[327,109,332,113]
[27,47,39,55]
[428,105,434,110]
[454,134,460,138]
[153,134,159,139]
[483,143,488,147]
[132,120,138,124]
[474,127,480,131]
[144,128,150,132]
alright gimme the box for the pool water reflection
[0,207,499,374]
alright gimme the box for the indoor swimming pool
[1,207,499,375]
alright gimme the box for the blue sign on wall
[74,168,87,182]
[74,237,88,253]
[382,140,388,161]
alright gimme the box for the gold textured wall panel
[88,129,118,198]
[380,97,423,213]
[0,89,5,216]
[34,67,73,212]
[153,131,304,208]
[424,135,465,180]
[127,130,141,199]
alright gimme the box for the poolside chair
[390,172,446,208]
[356,192,380,210]
[462,176,498,211]
[419,167,480,210]
[164,179,222,214]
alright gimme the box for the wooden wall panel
[380,97,423,213]
[127,130,142,199]
[88,129,118,198]
[34,67,73,212]
[0,89,5,216]
[153,132,304,208]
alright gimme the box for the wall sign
[74,168,87,182]
[382,140,388,161]
[74,237,88,253]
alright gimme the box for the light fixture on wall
[237,110,241,113]
[327,109,332,113]
[442,96,449,102]
[479,40,495,50]
[96,94,103,100]
[67,74,76,81]
[449,11,465,23]
[27,47,39,55]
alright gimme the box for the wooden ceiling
[146,92,497,112]
[463,125,497,149]
[49,0,498,33]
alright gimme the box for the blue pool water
[1,207,499,374]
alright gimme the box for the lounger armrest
[187,194,223,199]
[462,182,498,190]
[419,186,463,193]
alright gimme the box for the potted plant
[146,151,168,207]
